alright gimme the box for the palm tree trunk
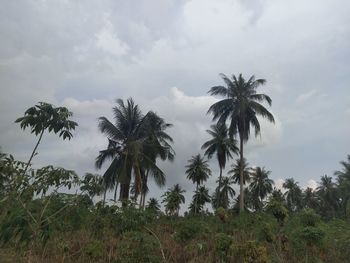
[103,188,107,206]
[113,181,119,202]
[239,135,244,213]
[218,166,223,208]
[23,129,44,176]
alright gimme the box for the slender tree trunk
[23,129,44,176]
[113,181,119,202]
[139,192,143,208]
[239,135,244,213]
[142,172,149,209]
[218,166,223,208]
[103,188,107,206]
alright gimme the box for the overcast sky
[0,0,349,208]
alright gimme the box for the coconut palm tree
[283,178,302,212]
[185,154,211,190]
[146,197,161,212]
[317,175,339,219]
[201,122,238,204]
[228,158,252,185]
[189,186,211,214]
[302,187,319,211]
[162,184,185,216]
[212,176,235,209]
[249,167,274,211]
[334,155,350,216]
[208,73,275,212]
[96,98,174,204]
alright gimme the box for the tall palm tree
[208,73,275,212]
[162,184,185,216]
[249,167,274,211]
[212,176,235,209]
[317,175,338,219]
[228,158,252,185]
[96,98,174,204]
[283,178,302,212]
[201,122,238,204]
[185,154,211,190]
[189,186,211,214]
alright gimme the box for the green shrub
[115,231,161,263]
[215,233,232,261]
[298,209,321,227]
[175,219,208,242]
[231,240,268,263]
[84,240,104,259]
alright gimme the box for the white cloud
[296,89,318,104]
[96,16,130,57]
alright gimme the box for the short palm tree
[185,154,211,190]
[317,175,338,219]
[283,178,302,212]
[212,176,235,209]
[189,186,211,214]
[249,167,274,211]
[228,158,252,185]
[302,187,319,211]
[334,155,350,216]
[146,197,161,212]
[208,73,275,212]
[201,122,238,204]
[162,184,185,216]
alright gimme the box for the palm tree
[201,122,238,204]
[302,187,319,211]
[283,178,302,212]
[317,175,338,219]
[249,167,274,211]
[208,73,275,212]
[146,197,161,212]
[212,176,235,209]
[162,184,185,216]
[96,99,174,204]
[334,155,350,216]
[185,154,211,189]
[189,186,211,214]
[228,158,252,185]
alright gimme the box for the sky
[0,0,349,209]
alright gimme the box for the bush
[175,219,209,242]
[215,233,232,261]
[231,241,268,263]
[115,231,162,263]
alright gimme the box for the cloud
[296,89,318,104]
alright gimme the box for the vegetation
[0,76,349,262]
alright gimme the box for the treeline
[0,73,349,262]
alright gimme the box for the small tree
[15,102,78,175]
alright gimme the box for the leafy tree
[189,186,211,214]
[201,122,238,204]
[80,173,104,200]
[249,167,274,211]
[208,73,275,212]
[162,184,185,216]
[283,178,303,212]
[96,99,174,204]
[15,102,78,176]
[185,154,211,189]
